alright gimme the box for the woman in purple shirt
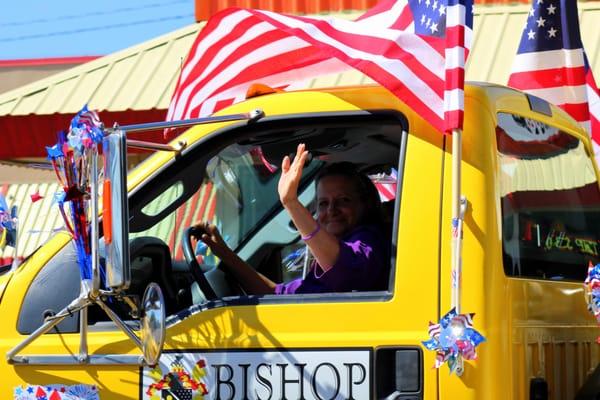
[194,143,389,294]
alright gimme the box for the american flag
[166,0,474,134]
[370,168,398,202]
[508,0,600,162]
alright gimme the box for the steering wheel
[182,227,218,301]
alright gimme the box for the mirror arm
[6,295,91,362]
[126,139,187,153]
[95,298,143,351]
[107,109,265,134]
[122,296,140,319]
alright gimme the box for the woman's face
[316,175,365,238]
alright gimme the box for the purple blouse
[274,225,389,294]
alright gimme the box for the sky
[0,0,196,60]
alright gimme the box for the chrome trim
[9,355,143,365]
[79,306,88,362]
[126,139,186,153]
[107,109,264,134]
[90,148,100,298]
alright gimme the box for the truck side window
[17,241,81,334]
[497,112,600,280]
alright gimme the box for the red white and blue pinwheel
[45,105,104,280]
[422,308,485,374]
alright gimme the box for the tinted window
[497,113,600,280]
[18,241,80,334]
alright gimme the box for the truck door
[131,112,443,399]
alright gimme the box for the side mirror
[140,283,166,366]
[102,131,131,291]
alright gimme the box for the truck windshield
[497,112,600,280]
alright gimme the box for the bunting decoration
[584,262,600,344]
[13,384,99,400]
[46,105,104,280]
[422,308,485,374]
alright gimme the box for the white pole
[451,128,462,313]
[451,128,467,376]
[90,146,100,298]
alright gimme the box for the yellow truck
[0,82,599,399]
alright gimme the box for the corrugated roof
[0,4,598,119]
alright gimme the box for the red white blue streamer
[422,308,485,374]
[585,262,600,343]
[0,194,17,249]
[45,105,103,280]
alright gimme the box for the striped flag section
[167,0,474,134]
[508,0,600,163]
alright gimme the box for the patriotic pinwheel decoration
[0,194,17,249]
[584,262,600,343]
[422,308,486,374]
[46,105,104,280]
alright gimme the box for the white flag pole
[451,128,463,313]
[451,128,468,376]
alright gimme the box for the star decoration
[548,27,558,37]
[527,29,536,40]
[547,3,556,14]
[536,17,546,27]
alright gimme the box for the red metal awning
[0,109,169,159]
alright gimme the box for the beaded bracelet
[301,221,320,241]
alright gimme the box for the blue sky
[0,0,196,60]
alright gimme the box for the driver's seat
[128,236,179,314]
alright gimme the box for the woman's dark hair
[315,162,384,227]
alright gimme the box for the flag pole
[451,128,462,313]
[451,128,468,376]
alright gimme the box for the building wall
[194,0,600,21]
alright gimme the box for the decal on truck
[14,384,99,400]
[141,349,371,400]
